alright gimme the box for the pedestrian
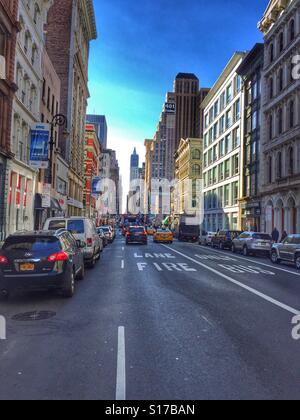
[272,227,280,243]
[280,230,288,243]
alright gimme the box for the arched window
[24,31,31,53]
[290,19,295,41]
[278,107,283,135]
[288,147,294,175]
[31,43,37,65]
[192,149,201,160]
[192,164,201,177]
[289,101,295,129]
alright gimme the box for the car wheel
[243,246,249,257]
[271,251,280,265]
[62,270,75,298]
[295,255,300,270]
[77,264,85,281]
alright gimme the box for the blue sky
[87,0,267,195]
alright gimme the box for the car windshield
[253,234,272,240]
[3,237,61,253]
[67,220,85,234]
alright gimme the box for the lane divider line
[116,326,126,401]
[162,245,300,316]
[121,260,125,269]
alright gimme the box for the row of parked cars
[200,230,300,270]
[0,217,116,300]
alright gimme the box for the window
[269,115,273,140]
[288,148,294,176]
[0,28,6,56]
[278,108,283,135]
[226,84,232,104]
[269,43,274,63]
[268,156,272,183]
[225,135,231,154]
[289,101,295,128]
[192,149,201,160]
[192,164,201,177]
[234,99,240,121]
[278,68,284,92]
[290,20,295,41]
[232,128,240,148]
[269,77,274,99]
[279,32,284,52]
[277,152,282,179]
[34,3,40,24]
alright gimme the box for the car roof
[7,230,67,238]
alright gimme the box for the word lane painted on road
[133,252,197,272]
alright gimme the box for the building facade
[237,44,264,232]
[7,0,53,236]
[86,114,107,149]
[46,0,97,216]
[202,52,246,233]
[34,45,62,229]
[258,0,300,236]
[101,149,120,216]
[174,138,203,216]
[84,123,101,218]
[0,0,19,240]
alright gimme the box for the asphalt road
[1,232,300,400]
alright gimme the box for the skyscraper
[86,115,108,148]
[130,148,140,182]
[174,73,200,151]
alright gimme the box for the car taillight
[47,252,69,262]
[87,238,93,247]
[0,255,8,264]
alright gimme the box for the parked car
[200,231,216,246]
[232,232,273,256]
[97,228,108,247]
[212,230,242,250]
[153,229,173,244]
[44,217,102,268]
[0,230,85,299]
[271,234,300,269]
[100,226,114,243]
[126,226,148,245]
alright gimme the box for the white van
[44,217,102,268]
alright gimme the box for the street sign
[30,123,50,169]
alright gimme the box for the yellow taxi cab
[153,229,173,244]
[147,227,156,236]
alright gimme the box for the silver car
[271,234,300,269]
[232,232,272,256]
[200,231,216,246]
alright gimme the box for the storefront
[240,201,261,232]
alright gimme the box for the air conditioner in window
[0,55,6,80]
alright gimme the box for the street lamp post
[48,114,68,186]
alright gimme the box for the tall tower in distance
[130,148,140,182]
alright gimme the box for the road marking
[121,260,124,269]
[162,245,300,316]
[122,247,125,251]
[203,246,300,277]
[116,326,126,401]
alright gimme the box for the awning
[34,194,62,212]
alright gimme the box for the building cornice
[258,0,296,34]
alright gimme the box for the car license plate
[20,263,35,272]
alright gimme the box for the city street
[1,231,300,400]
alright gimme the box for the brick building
[0,0,19,240]
[45,0,97,216]
[84,123,101,218]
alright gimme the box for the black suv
[0,230,85,299]
[126,226,148,245]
